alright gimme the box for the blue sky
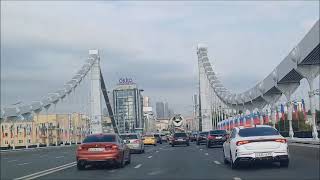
[1,1,319,115]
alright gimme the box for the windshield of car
[238,127,280,137]
[144,135,154,138]
[83,135,116,143]
[120,134,138,139]
[174,133,187,137]
[200,132,209,136]
[210,130,227,135]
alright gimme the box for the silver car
[120,133,145,154]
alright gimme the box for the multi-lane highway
[1,142,319,180]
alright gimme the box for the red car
[76,133,131,170]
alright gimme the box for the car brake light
[112,145,119,150]
[77,145,83,150]
[133,139,140,143]
[208,135,215,140]
[275,139,287,143]
[236,140,250,146]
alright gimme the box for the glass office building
[113,84,143,133]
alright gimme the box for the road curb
[286,138,320,145]
[0,145,76,152]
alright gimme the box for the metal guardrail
[280,130,320,138]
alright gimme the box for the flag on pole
[293,101,298,120]
[280,104,285,121]
[302,99,307,121]
[1,125,4,138]
[24,127,26,137]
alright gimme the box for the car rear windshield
[154,134,160,137]
[210,130,227,135]
[200,132,209,135]
[238,127,279,137]
[174,133,187,137]
[121,134,138,139]
[83,135,116,143]
[144,135,154,137]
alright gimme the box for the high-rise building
[143,96,151,107]
[156,102,165,118]
[113,78,143,133]
[164,102,169,118]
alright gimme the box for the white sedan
[223,125,289,169]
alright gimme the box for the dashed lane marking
[233,177,242,180]
[14,162,76,180]
[17,162,30,166]
[214,161,221,165]
[134,164,142,168]
[205,153,209,156]
[156,150,159,153]
[200,149,203,151]
[109,170,116,173]
[147,156,152,159]
[8,160,18,162]
[55,156,64,159]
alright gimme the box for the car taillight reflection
[208,135,215,140]
[132,139,140,143]
[274,139,287,143]
[236,140,250,146]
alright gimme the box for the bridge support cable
[99,70,119,134]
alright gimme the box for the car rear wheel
[154,144,157,146]
[280,159,289,168]
[172,144,174,147]
[77,161,86,170]
[223,149,228,164]
[196,141,200,145]
[206,143,211,148]
[126,153,131,164]
[186,143,190,146]
[230,151,237,169]
[117,155,125,168]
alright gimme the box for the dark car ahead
[76,133,131,170]
[190,132,198,142]
[206,130,228,148]
[154,133,163,144]
[171,132,190,147]
[196,131,209,145]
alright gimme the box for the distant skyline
[1,1,319,116]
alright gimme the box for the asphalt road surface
[1,142,319,180]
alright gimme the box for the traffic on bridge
[1,1,319,180]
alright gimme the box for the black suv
[196,131,209,145]
[206,130,228,148]
[171,132,190,147]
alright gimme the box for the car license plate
[177,138,183,141]
[216,136,222,139]
[88,148,104,152]
[255,152,272,157]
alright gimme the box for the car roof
[88,133,117,136]
[120,133,138,135]
[237,125,273,129]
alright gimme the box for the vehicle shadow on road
[235,162,287,171]
[84,164,119,171]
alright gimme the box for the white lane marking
[205,153,209,156]
[156,150,159,153]
[147,156,152,159]
[8,160,18,162]
[214,161,221,165]
[233,177,242,180]
[134,164,142,169]
[109,170,116,173]
[3,157,9,160]
[17,162,30,166]
[55,156,64,159]
[39,155,47,158]
[147,170,162,175]
[159,148,163,150]
[14,162,76,180]
[200,149,203,151]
